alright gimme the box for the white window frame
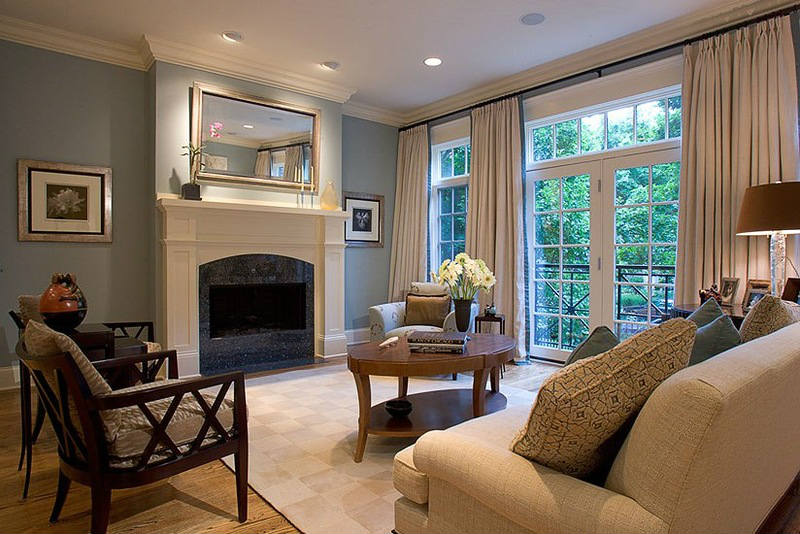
[525,85,681,169]
[431,137,470,268]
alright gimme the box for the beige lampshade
[736,181,800,236]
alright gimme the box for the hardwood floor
[1,357,798,533]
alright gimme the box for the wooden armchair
[17,322,248,534]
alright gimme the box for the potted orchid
[431,252,496,331]
[180,143,205,200]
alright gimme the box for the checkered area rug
[223,364,537,534]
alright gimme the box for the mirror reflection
[198,92,315,185]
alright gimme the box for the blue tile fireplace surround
[198,253,315,375]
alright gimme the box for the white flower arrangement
[431,252,496,301]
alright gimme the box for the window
[526,89,682,166]
[431,138,470,265]
[270,149,285,177]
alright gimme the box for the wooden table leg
[490,366,500,393]
[19,364,32,499]
[398,376,408,398]
[352,372,371,463]
[472,368,490,418]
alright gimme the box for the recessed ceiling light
[423,57,442,67]
[221,31,243,43]
[320,61,340,71]
[520,13,546,26]
[242,124,254,129]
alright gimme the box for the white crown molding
[142,35,357,104]
[400,0,797,125]
[342,100,406,127]
[0,14,148,70]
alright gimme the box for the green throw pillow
[690,314,741,365]
[565,326,619,365]
[687,298,723,327]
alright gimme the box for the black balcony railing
[531,263,675,350]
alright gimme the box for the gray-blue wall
[0,40,152,364]
[342,116,398,330]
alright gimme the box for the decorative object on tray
[385,399,413,418]
[431,253,496,332]
[17,159,112,243]
[736,181,800,298]
[343,191,384,247]
[698,283,722,304]
[484,303,497,316]
[781,277,800,303]
[407,331,469,353]
[180,143,204,200]
[742,279,771,310]
[39,272,87,331]
[719,277,740,306]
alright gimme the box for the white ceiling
[0,0,738,114]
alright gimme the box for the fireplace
[198,254,314,375]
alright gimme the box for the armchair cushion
[394,444,428,504]
[409,281,448,296]
[103,380,235,468]
[405,293,451,327]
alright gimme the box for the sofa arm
[442,302,480,333]
[412,430,668,534]
[369,302,406,342]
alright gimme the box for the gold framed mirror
[191,82,320,191]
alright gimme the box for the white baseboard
[345,327,370,346]
[0,363,20,390]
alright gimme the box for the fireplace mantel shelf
[156,194,349,219]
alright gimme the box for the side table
[475,314,507,376]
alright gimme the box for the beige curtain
[676,15,799,303]
[254,150,270,177]
[466,98,526,358]
[388,125,429,301]
[284,145,304,182]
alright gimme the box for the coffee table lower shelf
[367,388,507,438]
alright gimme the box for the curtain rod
[399,3,800,132]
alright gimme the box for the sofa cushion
[386,325,442,338]
[405,293,451,327]
[739,295,796,343]
[394,445,428,504]
[103,380,234,468]
[409,281,448,296]
[686,298,724,327]
[690,314,740,365]
[510,318,695,478]
[17,294,43,324]
[565,326,619,365]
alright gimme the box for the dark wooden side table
[671,303,747,329]
[475,313,506,334]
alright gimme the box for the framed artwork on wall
[17,159,112,242]
[343,191,384,247]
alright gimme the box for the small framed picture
[18,159,112,242]
[781,277,800,303]
[343,191,383,247]
[742,279,771,310]
[719,277,740,307]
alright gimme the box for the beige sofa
[393,322,800,533]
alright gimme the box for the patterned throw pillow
[739,295,796,343]
[510,318,695,478]
[17,294,43,324]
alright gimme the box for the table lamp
[736,181,800,297]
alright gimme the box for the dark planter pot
[181,182,202,201]
[453,299,473,332]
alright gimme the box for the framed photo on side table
[742,279,771,310]
[719,277,740,307]
[343,191,384,247]
[18,159,112,242]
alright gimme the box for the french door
[526,145,680,362]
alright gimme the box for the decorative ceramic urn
[39,273,87,331]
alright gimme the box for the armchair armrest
[442,302,480,333]
[93,349,178,384]
[412,430,667,534]
[368,302,406,341]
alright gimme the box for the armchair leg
[32,396,46,443]
[234,450,249,522]
[50,470,71,523]
[90,485,112,534]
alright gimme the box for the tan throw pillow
[17,294,43,324]
[405,294,451,327]
[510,318,696,479]
[739,295,796,343]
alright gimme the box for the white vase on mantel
[320,180,338,211]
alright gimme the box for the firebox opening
[209,282,306,338]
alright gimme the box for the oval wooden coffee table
[347,333,516,462]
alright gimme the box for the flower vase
[320,180,338,210]
[454,299,472,332]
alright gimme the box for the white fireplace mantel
[156,194,349,376]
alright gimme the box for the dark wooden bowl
[385,399,413,418]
